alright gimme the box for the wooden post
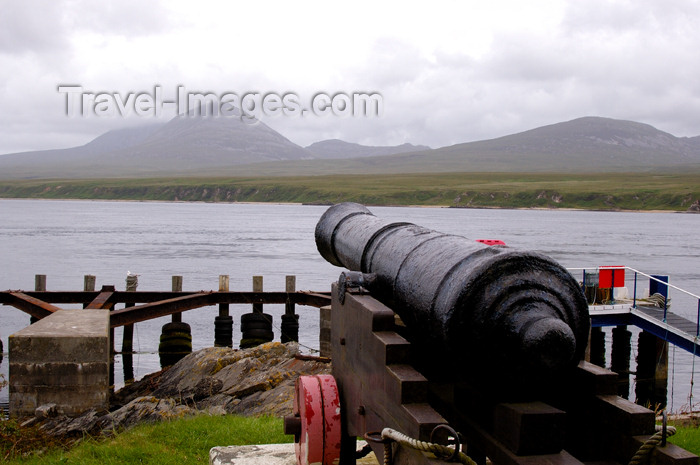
[285,275,296,316]
[122,274,137,384]
[34,274,46,292]
[587,326,606,368]
[281,275,299,343]
[636,330,668,409]
[611,325,632,399]
[83,275,96,309]
[219,275,230,317]
[84,275,96,288]
[215,275,233,348]
[159,275,192,368]
[252,276,263,313]
[31,274,46,324]
[172,275,183,322]
[122,274,137,352]
[240,275,273,348]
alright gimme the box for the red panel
[476,239,506,246]
[599,267,625,288]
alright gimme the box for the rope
[380,428,478,465]
[636,293,671,309]
[670,344,676,414]
[374,422,676,465]
[690,339,697,410]
[628,424,677,465]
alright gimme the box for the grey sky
[1,0,699,154]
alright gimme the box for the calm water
[1,199,699,412]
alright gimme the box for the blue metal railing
[569,266,700,338]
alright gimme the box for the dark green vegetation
[0,172,699,211]
[2,414,289,464]
[1,417,68,461]
[2,414,698,464]
[669,421,700,456]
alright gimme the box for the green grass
[3,412,699,464]
[2,414,290,464]
[669,423,700,455]
[0,171,699,211]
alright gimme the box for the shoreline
[0,195,688,214]
[0,172,696,213]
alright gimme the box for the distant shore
[0,171,698,212]
[0,195,692,215]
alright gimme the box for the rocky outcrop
[24,342,330,439]
[687,200,700,212]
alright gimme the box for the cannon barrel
[316,202,590,386]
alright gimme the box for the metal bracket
[337,271,377,304]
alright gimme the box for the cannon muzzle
[316,202,589,387]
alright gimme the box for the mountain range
[0,115,699,179]
[305,139,430,159]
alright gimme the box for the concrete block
[209,442,378,465]
[11,361,109,386]
[10,309,110,363]
[10,384,109,414]
[9,309,110,417]
[210,444,297,465]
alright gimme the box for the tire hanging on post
[158,321,192,368]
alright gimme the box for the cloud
[0,1,70,54]
[67,0,174,37]
[1,0,700,154]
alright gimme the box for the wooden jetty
[0,278,330,327]
[578,266,700,355]
[590,303,700,355]
[577,266,700,409]
[1,274,331,417]
[3,267,700,417]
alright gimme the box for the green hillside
[0,172,698,211]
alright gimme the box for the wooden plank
[109,292,213,327]
[373,331,411,365]
[386,364,429,404]
[1,290,331,308]
[454,409,585,465]
[116,291,286,304]
[85,286,116,309]
[393,444,459,465]
[331,285,446,445]
[564,395,656,464]
[631,435,699,465]
[295,291,331,308]
[4,292,61,319]
[572,361,619,397]
[635,307,697,332]
[2,291,100,305]
[594,395,655,436]
[493,402,566,455]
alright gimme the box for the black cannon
[284,203,695,465]
[316,202,589,388]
